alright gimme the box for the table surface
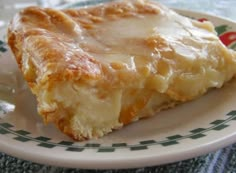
[0,0,236,173]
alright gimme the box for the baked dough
[8,0,236,140]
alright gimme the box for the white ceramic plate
[0,1,236,169]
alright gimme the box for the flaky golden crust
[8,0,236,140]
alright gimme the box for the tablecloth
[0,0,236,172]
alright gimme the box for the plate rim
[1,127,236,169]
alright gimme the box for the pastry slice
[7,0,236,140]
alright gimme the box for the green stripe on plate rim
[0,110,236,152]
[0,40,7,53]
